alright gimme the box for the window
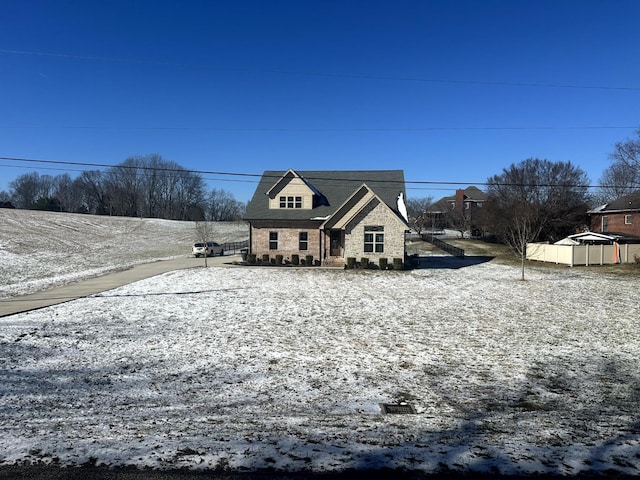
[269,231,278,250]
[625,215,632,225]
[364,226,384,253]
[602,216,608,232]
[279,196,302,208]
[299,231,308,251]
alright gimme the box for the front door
[330,230,342,256]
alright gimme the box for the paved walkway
[0,254,237,318]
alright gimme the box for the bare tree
[444,206,468,239]
[206,188,245,221]
[486,158,590,279]
[405,196,434,234]
[194,221,215,267]
[9,172,55,209]
[106,158,144,217]
[598,129,640,203]
[73,170,109,215]
[51,173,76,212]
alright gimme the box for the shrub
[305,255,314,266]
[379,257,388,270]
[292,254,300,265]
[275,254,283,265]
[262,254,270,264]
[346,257,356,269]
[360,257,369,269]
[247,253,256,264]
[393,257,404,270]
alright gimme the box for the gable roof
[244,170,406,221]
[588,190,640,214]
[321,183,408,230]
[461,186,488,202]
[265,169,324,199]
[425,186,487,214]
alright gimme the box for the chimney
[455,189,465,215]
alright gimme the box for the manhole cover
[379,402,416,414]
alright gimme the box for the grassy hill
[0,209,248,297]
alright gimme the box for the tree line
[3,129,639,248]
[0,154,245,221]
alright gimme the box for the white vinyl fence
[526,242,640,266]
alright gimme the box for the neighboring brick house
[244,169,409,266]
[425,186,487,234]
[588,190,640,237]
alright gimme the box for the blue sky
[1,0,640,203]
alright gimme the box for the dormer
[266,169,327,210]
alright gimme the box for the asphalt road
[0,254,236,318]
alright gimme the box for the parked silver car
[192,241,224,257]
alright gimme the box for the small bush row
[245,253,318,266]
[346,257,404,270]
[244,254,405,269]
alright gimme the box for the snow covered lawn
[2,261,640,476]
[0,209,248,297]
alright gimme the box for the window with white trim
[269,231,278,250]
[625,214,632,225]
[364,226,384,253]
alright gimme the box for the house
[244,169,409,267]
[424,186,487,234]
[588,190,640,237]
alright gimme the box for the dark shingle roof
[601,190,640,212]
[244,170,406,221]
[463,186,488,201]
[426,186,487,213]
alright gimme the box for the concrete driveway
[0,254,238,318]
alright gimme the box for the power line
[0,155,614,190]
[2,48,640,92]
[0,124,637,132]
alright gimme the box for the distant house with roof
[588,190,640,238]
[244,169,409,267]
[425,186,487,234]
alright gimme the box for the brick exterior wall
[249,202,407,265]
[250,220,322,262]
[590,212,640,237]
[344,201,406,262]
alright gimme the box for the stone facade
[343,200,406,262]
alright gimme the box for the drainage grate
[379,402,416,414]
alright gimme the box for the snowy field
[1,210,640,476]
[0,209,248,298]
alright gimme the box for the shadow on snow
[410,255,495,270]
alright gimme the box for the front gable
[265,169,319,210]
[322,184,407,232]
